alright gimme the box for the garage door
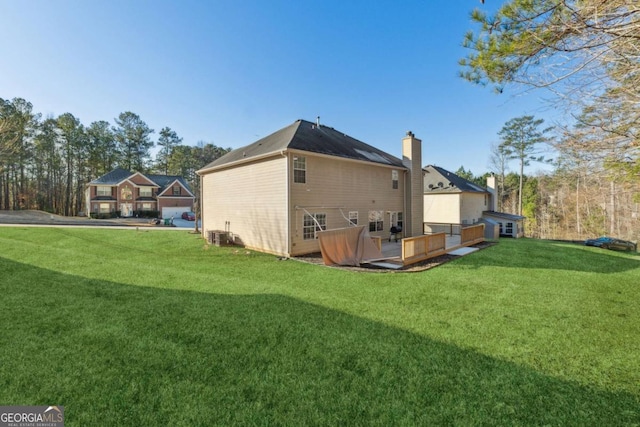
[162,207,186,219]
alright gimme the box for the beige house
[423,165,525,238]
[197,119,424,257]
[423,165,490,225]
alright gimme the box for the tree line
[454,112,640,242]
[0,97,229,215]
[459,1,639,241]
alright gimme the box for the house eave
[197,148,407,176]
[288,148,407,170]
[197,150,285,175]
[483,211,526,221]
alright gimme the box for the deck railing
[424,222,462,236]
[460,223,485,246]
[401,232,446,266]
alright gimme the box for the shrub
[89,212,116,219]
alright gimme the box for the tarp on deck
[317,226,384,266]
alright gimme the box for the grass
[0,227,639,425]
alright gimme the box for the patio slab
[448,246,479,256]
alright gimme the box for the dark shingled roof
[146,174,193,194]
[89,169,193,194]
[89,168,132,184]
[483,211,526,221]
[199,119,405,172]
[423,165,488,194]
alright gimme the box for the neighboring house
[423,165,525,238]
[85,168,195,218]
[197,119,425,257]
[423,165,490,226]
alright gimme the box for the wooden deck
[371,224,485,267]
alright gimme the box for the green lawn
[1,227,639,425]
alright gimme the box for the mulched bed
[293,241,496,273]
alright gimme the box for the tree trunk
[518,160,524,216]
[610,181,615,235]
[576,174,581,237]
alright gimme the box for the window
[303,213,326,240]
[294,156,306,183]
[97,186,111,197]
[140,187,152,197]
[142,203,152,211]
[99,203,110,213]
[172,186,181,195]
[392,170,399,189]
[348,211,358,226]
[505,222,514,235]
[396,212,403,230]
[368,210,383,232]
[121,186,132,200]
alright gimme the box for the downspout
[282,150,290,256]
[198,173,203,236]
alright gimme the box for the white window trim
[368,210,384,232]
[303,212,326,240]
[97,186,111,197]
[293,156,306,184]
[348,211,358,226]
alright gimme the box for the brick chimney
[402,131,424,237]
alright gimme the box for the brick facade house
[85,168,194,218]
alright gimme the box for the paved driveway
[171,218,201,229]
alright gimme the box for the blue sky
[0,0,558,175]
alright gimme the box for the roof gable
[423,165,488,194]
[198,119,404,172]
[128,171,157,186]
[148,174,194,196]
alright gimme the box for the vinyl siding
[289,152,405,256]
[424,193,460,224]
[460,192,487,224]
[200,155,288,256]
